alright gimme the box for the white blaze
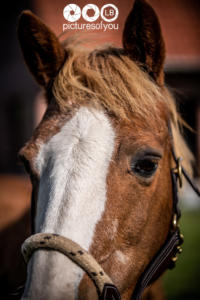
[23,107,115,299]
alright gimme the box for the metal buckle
[169,214,184,268]
[173,157,183,188]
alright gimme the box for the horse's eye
[131,158,158,178]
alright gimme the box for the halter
[21,124,200,300]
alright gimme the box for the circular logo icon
[82,4,100,22]
[63,4,81,22]
[101,4,119,22]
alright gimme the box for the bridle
[21,123,200,300]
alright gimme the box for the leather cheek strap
[131,229,182,300]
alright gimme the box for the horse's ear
[17,11,66,87]
[122,0,165,85]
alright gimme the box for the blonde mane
[52,41,193,173]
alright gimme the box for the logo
[101,4,118,22]
[82,4,99,22]
[63,3,119,23]
[63,4,81,22]
[63,3,119,32]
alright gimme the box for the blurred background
[0,0,199,299]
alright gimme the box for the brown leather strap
[181,166,200,196]
[131,229,182,300]
[169,122,200,198]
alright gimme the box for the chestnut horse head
[18,0,193,299]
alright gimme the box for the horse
[17,0,197,299]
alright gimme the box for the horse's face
[18,1,174,299]
[20,103,172,299]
